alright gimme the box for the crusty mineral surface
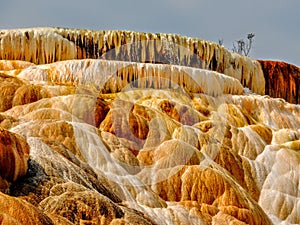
[0,28,299,225]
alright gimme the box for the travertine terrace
[0,27,299,225]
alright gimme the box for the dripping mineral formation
[0,27,299,225]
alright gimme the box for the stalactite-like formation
[11,59,244,96]
[0,27,265,94]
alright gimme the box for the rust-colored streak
[259,60,300,104]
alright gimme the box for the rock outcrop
[259,60,300,104]
[0,27,299,225]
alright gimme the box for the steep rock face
[259,60,300,104]
[0,28,265,94]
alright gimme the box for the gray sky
[0,0,299,66]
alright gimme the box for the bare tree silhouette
[232,33,255,56]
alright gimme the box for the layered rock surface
[0,28,299,225]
